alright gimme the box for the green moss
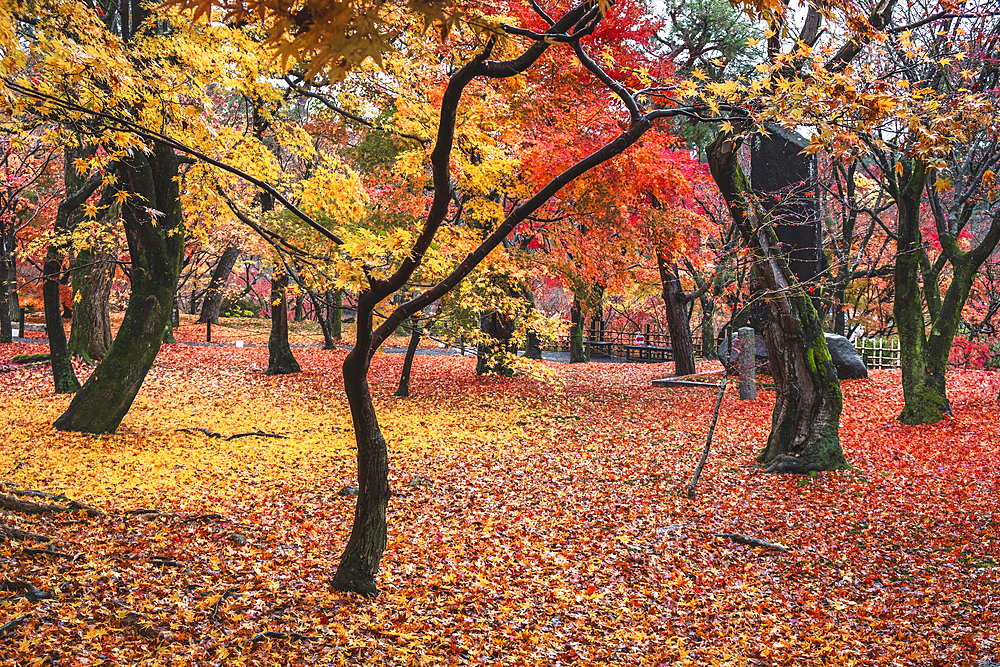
[11,353,52,364]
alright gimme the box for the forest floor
[1,338,999,666]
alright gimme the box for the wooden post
[738,326,756,400]
[17,309,23,338]
[206,320,212,343]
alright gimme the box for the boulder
[717,332,868,380]
[824,333,868,380]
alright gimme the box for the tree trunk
[569,298,586,363]
[54,143,184,433]
[309,291,337,350]
[699,292,717,360]
[0,231,12,344]
[44,152,102,393]
[709,132,846,474]
[331,297,389,597]
[197,243,240,324]
[658,258,696,376]
[394,321,421,397]
[294,293,305,321]
[264,272,300,375]
[893,163,1000,424]
[331,290,343,339]
[476,308,517,376]
[43,244,80,393]
[68,240,116,362]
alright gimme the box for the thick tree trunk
[709,132,846,474]
[569,299,586,363]
[331,298,389,597]
[394,321,421,397]
[197,243,240,324]
[699,292,717,360]
[68,243,115,362]
[294,293,305,321]
[54,143,184,433]
[658,258,696,376]
[894,163,1000,424]
[892,163,944,424]
[264,272,300,375]
[476,309,517,376]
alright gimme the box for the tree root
[1,525,56,543]
[762,455,823,474]
[0,615,29,636]
[1,580,52,602]
[715,532,790,552]
[119,611,172,641]
[0,492,104,517]
[19,547,78,560]
[180,513,224,524]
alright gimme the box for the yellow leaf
[933,174,953,193]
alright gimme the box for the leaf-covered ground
[1,339,998,666]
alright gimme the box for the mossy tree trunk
[68,200,117,363]
[331,289,343,339]
[54,143,184,433]
[569,298,586,363]
[198,243,240,324]
[709,132,846,474]
[67,244,115,362]
[476,308,518,376]
[891,160,1000,424]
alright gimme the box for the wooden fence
[548,319,901,369]
[853,336,900,369]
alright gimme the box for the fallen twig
[714,532,791,552]
[176,428,288,440]
[225,431,288,440]
[249,631,316,643]
[687,376,728,499]
[210,587,237,621]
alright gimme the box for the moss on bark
[54,143,184,434]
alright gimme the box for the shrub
[220,295,259,318]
